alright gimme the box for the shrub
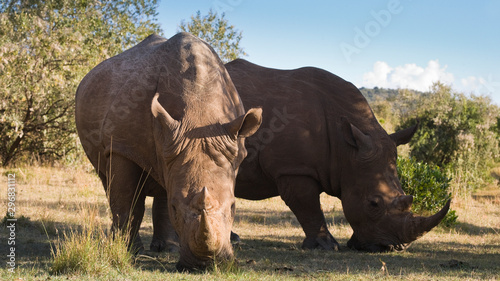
[396,82,500,195]
[397,156,458,227]
[179,9,246,63]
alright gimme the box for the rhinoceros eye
[366,196,385,219]
[368,195,384,208]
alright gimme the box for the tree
[0,0,161,166]
[178,9,246,63]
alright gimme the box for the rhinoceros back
[75,33,243,183]
[76,34,167,178]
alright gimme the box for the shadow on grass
[0,215,85,270]
[7,196,499,278]
[131,232,500,276]
[455,221,500,236]
[234,208,349,227]
[228,237,500,277]
[5,216,499,277]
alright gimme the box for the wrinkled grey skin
[224,59,450,252]
[75,33,262,270]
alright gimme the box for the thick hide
[224,59,450,252]
[75,33,261,270]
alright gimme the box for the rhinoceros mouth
[176,249,234,272]
[176,260,210,272]
[347,235,411,253]
[386,242,411,252]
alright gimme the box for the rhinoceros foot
[150,238,180,253]
[230,231,241,244]
[302,233,339,251]
[129,235,145,255]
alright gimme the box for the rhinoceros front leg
[277,175,339,251]
[151,192,179,252]
[104,153,147,254]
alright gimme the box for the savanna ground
[1,164,499,280]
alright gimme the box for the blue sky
[158,0,500,104]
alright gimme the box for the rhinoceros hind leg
[277,175,339,251]
[150,191,179,252]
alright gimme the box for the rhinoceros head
[152,94,262,270]
[339,117,450,252]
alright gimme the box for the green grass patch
[49,225,133,276]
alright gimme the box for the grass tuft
[49,219,133,276]
[211,257,241,276]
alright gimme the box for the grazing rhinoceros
[75,33,262,270]
[224,59,450,252]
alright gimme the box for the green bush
[397,157,458,227]
[396,83,500,195]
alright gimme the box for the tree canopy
[369,82,500,194]
[178,9,246,63]
[0,0,161,166]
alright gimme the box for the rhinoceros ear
[151,93,180,131]
[341,117,373,153]
[224,107,263,139]
[341,117,357,147]
[389,121,419,146]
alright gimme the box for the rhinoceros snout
[176,187,234,271]
[176,245,234,272]
[347,234,411,253]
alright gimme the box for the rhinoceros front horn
[402,199,451,243]
[195,210,217,251]
[192,188,219,255]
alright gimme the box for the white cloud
[460,76,485,93]
[362,61,393,88]
[362,60,454,91]
[360,60,500,105]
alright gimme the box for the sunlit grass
[0,164,499,280]
[49,224,133,276]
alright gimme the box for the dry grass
[49,223,133,276]
[1,164,499,280]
